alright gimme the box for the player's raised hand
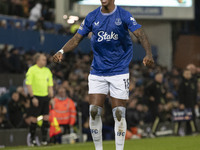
[143,55,154,67]
[53,50,63,63]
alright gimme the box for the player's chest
[92,17,125,42]
[92,16,124,33]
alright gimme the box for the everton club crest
[115,18,122,26]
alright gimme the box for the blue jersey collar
[100,5,117,16]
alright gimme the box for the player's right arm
[53,14,92,63]
[53,33,84,63]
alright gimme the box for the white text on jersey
[97,31,118,42]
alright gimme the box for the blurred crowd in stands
[0,44,200,140]
[0,0,79,35]
[0,16,77,35]
[0,0,54,21]
[0,15,76,35]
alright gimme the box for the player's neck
[101,4,115,13]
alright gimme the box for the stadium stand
[1,0,200,147]
[0,44,200,141]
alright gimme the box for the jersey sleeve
[123,11,142,32]
[25,68,33,85]
[48,69,54,87]
[77,14,92,37]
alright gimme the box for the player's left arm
[133,28,154,67]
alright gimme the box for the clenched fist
[53,51,63,63]
[143,55,154,67]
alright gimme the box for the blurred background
[0,0,200,147]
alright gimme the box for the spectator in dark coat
[176,69,197,135]
[9,48,23,73]
[127,98,139,128]
[0,105,12,129]
[145,73,166,136]
[179,69,197,109]
[0,49,14,73]
[8,92,27,128]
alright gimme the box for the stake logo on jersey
[77,6,142,76]
[97,31,118,42]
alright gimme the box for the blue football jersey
[77,6,141,76]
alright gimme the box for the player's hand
[53,51,63,63]
[32,97,39,107]
[143,55,154,67]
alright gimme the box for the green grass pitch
[4,135,200,150]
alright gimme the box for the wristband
[58,49,64,54]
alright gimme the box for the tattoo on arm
[62,33,84,53]
[133,28,152,56]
